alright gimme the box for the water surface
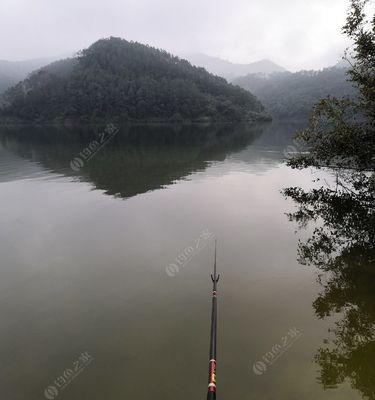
[0,122,370,400]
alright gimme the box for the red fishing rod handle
[207,359,217,399]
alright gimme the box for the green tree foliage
[288,0,374,174]
[284,1,375,397]
[233,67,357,119]
[1,38,268,123]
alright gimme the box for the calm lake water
[0,122,369,400]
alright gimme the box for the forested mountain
[233,67,357,119]
[1,38,269,124]
[0,58,53,95]
[186,53,286,80]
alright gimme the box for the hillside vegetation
[1,38,269,124]
[0,58,54,95]
[233,67,357,119]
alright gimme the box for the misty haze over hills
[233,66,355,119]
[0,51,288,95]
[185,53,287,80]
[0,48,348,99]
[0,57,61,95]
[0,39,353,123]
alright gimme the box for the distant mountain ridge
[185,53,286,80]
[233,67,357,119]
[1,37,270,123]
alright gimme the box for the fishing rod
[207,239,219,400]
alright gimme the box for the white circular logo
[253,361,267,375]
[165,263,179,277]
[70,157,84,172]
[44,385,59,400]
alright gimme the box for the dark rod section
[207,240,219,400]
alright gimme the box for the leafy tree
[284,1,375,397]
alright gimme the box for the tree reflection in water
[284,179,375,399]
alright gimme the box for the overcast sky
[0,0,351,71]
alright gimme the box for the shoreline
[0,115,272,128]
